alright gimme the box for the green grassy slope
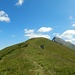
[0,37,75,75]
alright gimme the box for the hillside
[0,37,75,75]
[52,37,75,50]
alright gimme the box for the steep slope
[0,37,75,75]
[52,37,75,50]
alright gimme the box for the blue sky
[0,0,75,49]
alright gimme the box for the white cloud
[72,23,75,27]
[24,29,34,34]
[16,0,24,6]
[55,30,75,44]
[24,27,53,39]
[25,32,50,39]
[69,16,75,27]
[69,16,73,20]
[53,33,60,36]
[0,11,10,22]
[38,27,53,33]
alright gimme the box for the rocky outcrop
[52,37,75,50]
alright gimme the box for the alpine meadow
[0,0,75,75]
[0,38,75,75]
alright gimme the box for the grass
[0,37,75,75]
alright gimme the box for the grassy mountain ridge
[0,37,75,75]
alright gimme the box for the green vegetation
[0,37,75,75]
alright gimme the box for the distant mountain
[0,37,75,75]
[52,37,75,50]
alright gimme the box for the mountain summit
[0,37,75,75]
[52,37,75,50]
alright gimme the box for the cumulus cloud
[24,27,53,39]
[54,30,75,44]
[0,11,10,22]
[38,27,53,33]
[16,0,24,6]
[25,32,50,38]
[25,29,34,34]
